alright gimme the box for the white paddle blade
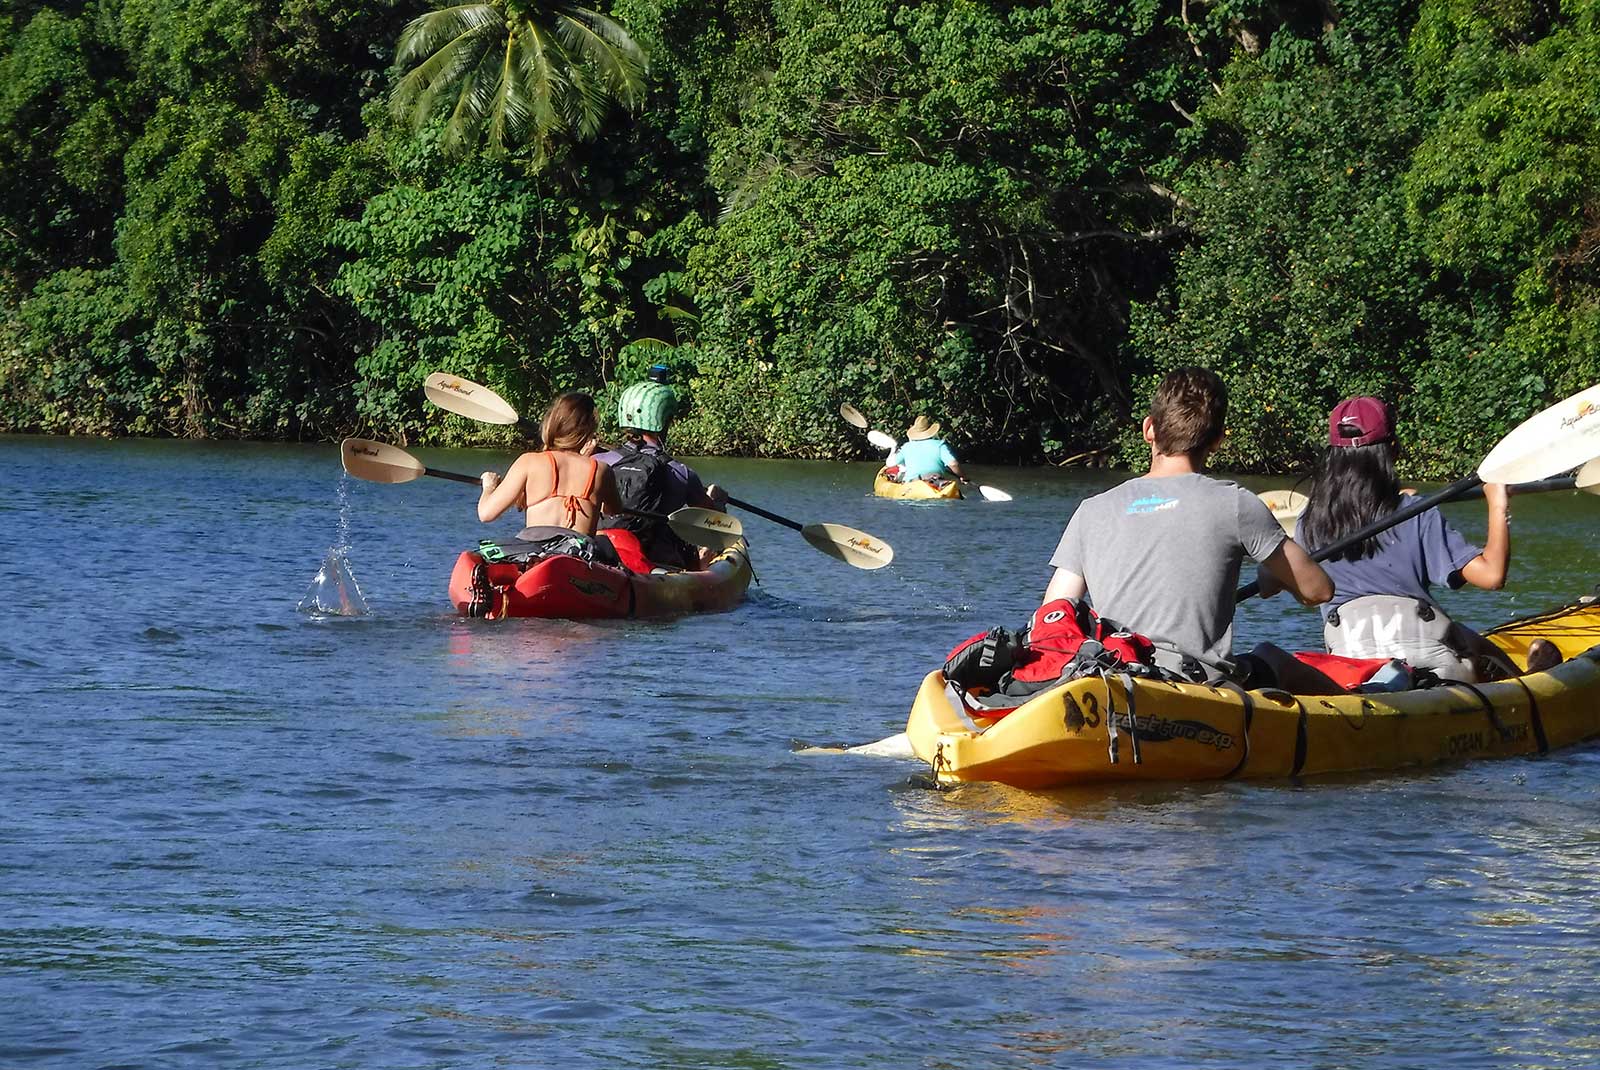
[845,732,915,758]
[424,373,520,425]
[668,507,745,552]
[866,430,897,453]
[802,523,895,570]
[839,402,869,429]
[977,484,1013,502]
[341,438,425,484]
[1257,489,1309,534]
[1480,383,1600,484]
[1577,457,1600,492]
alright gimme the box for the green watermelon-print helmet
[618,381,677,433]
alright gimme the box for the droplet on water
[298,547,370,617]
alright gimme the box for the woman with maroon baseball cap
[1296,396,1558,680]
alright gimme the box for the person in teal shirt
[888,416,967,483]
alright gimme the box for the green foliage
[1404,0,1600,438]
[684,0,1210,458]
[0,266,149,435]
[330,152,660,442]
[1129,24,1431,472]
[0,8,128,283]
[1,0,1597,480]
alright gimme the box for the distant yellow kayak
[906,596,1600,788]
[874,467,962,500]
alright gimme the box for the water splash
[298,547,370,617]
[298,475,370,617]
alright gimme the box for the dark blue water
[4,435,1600,1069]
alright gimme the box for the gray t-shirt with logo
[1049,473,1287,670]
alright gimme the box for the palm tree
[390,0,647,159]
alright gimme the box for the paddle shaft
[410,463,677,523]
[1235,474,1482,602]
[1473,474,1578,498]
[726,495,802,532]
[424,466,481,486]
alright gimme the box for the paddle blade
[839,402,869,429]
[1257,489,1308,534]
[802,523,895,570]
[668,507,746,552]
[424,373,520,425]
[341,438,425,484]
[977,484,1013,502]
[866,430,897,453]
[1578,457,1600,492]
[1479,383,1600,484]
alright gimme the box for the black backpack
[601,446,675,535]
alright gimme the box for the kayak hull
[873,467,962,500]
[448,543,752,620]
[906,597,1600,788]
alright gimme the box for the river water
[4,435,1600,1069]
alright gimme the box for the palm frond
[556,9,647,111]
[395,5,502,67]
[563,63,612,140]
[391,0,648,157]
[513,19,568,142]
[492,35,542,151]
[442,45,503,156]
[392,32,494,127]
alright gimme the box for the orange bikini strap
[578,456,598,499]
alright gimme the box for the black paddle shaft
[418,465,671,521]
[425,466,482,485]
[726,495,803,532]
[1235,473,1482,603]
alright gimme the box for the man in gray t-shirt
[1043,368,1334,680]
[1049,473,1287,672]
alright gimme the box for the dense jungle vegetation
[1,0,1596,474]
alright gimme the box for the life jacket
[598,527,654,574]
[1324,594,1475,681]
[1291,651,1416,692]
[943,599,1162,707]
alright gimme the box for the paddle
[424,375,895,570]
[339,438,748,554]
[840,402,1013,502]
[1237,384,1600,601]
[1261,468,1600,534]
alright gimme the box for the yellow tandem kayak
[873,467,963,500]
[906,595,1600,788]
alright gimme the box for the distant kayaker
[477,391,624,536]
[1296,396,1560,679]
[1042,367,1338,690]
[595,370,728,569]
[886,416,967,484]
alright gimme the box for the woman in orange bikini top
[477,392,623,534]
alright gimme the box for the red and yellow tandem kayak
[448,543,752,620]
[873,467,962,500]
[906,595,1600,788]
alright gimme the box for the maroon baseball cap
[1328,396,1394,448]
